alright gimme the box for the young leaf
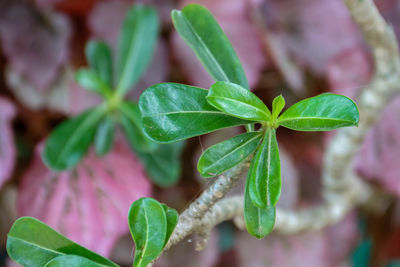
[198,132,263,178]
[161,204,179,247]
[272,95,285,120]
[248,129,281,208]
[43,107,106,171]
[75,68,111,98]
[129,198,169,267]
[244,176,276,239]
[277,93,359,131]
[172,4,249,89]
[116,5,159,95]
[136,142,184,187]
[7,217,118,267]
[45,255,109,267]
[207,81,271,122]
[94,116,115,156]
[139,83,251,143]
[119,101,158,152]
[85,40,113,87]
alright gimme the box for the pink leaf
[172,0,267,89]
[355,96,400,197]
[0,2,71,91]
[17,139,152,256]
[0,98,16,190]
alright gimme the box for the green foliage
[277,93,359,131]
[116,5,159,95]
[45,255,107,267]
[172,4,248,89]
[139,4,360,240]
[42,4,182,187]
[198,132,262,178]
[128,198,178,267]
[7,217,118,267]
[139,83,251,143]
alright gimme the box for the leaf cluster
[139,4,360,239]
[42,5,183,187]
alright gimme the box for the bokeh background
[0,0,400,266]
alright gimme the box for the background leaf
[278,93,359,131]
[85,40,113,87]
[136,142,184,187]
[244,177,275,239]
[198,132,262,178]
[139,83,250,143]
[119,101,158,152]
[43,107,106,171]
[129,198,167,267]
[7,217,118,267]
[75,68,111,98]
[207,81,271,122]
[116,5,159,95]
[94,116,115,156]
[172,4,249,89]
[45,255,111,267]
[248,129,281,208]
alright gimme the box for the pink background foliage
[0,98,16,190]
[18,139,152,256]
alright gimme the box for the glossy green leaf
[45,255,109,267]
[129,198,167,267]
[94,116,115,156]
[198,132,262,178]
[161,204,179,247]
[207,81,271,122]
[43,107,106,171]
[7,217,118,267]
[116,5,159,95]
[277,93,359,131]
[272,95,285,120]
[244,177,275,239]
[172,4,249,89]
[136,142,184,187]
[75,68,111,98]
[248,129,281,208]
[139,83,251,143]
[85,40,113,87]
[119,101,158,152]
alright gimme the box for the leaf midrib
[277,116,355,124]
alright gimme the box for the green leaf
[94,116,115,156]
[198,132,262,178]
[136,142,184,187]
[161,204,179,248]
[45,255,110,267]
[248,129,281,208]
[172,4,249,89]
[272,95,285,120]
[139,83,251,143]
[128,198,167,267]
[244,177,275,239]
[116,5,159,95]
[85,40,113,87]
[119,101,158,152]
[7,217,118,267]
[43,107,106,171]
[207,81,271,122]
[75,68,111,98]
[277,93,359,131]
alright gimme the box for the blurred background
[0,0,400,266]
